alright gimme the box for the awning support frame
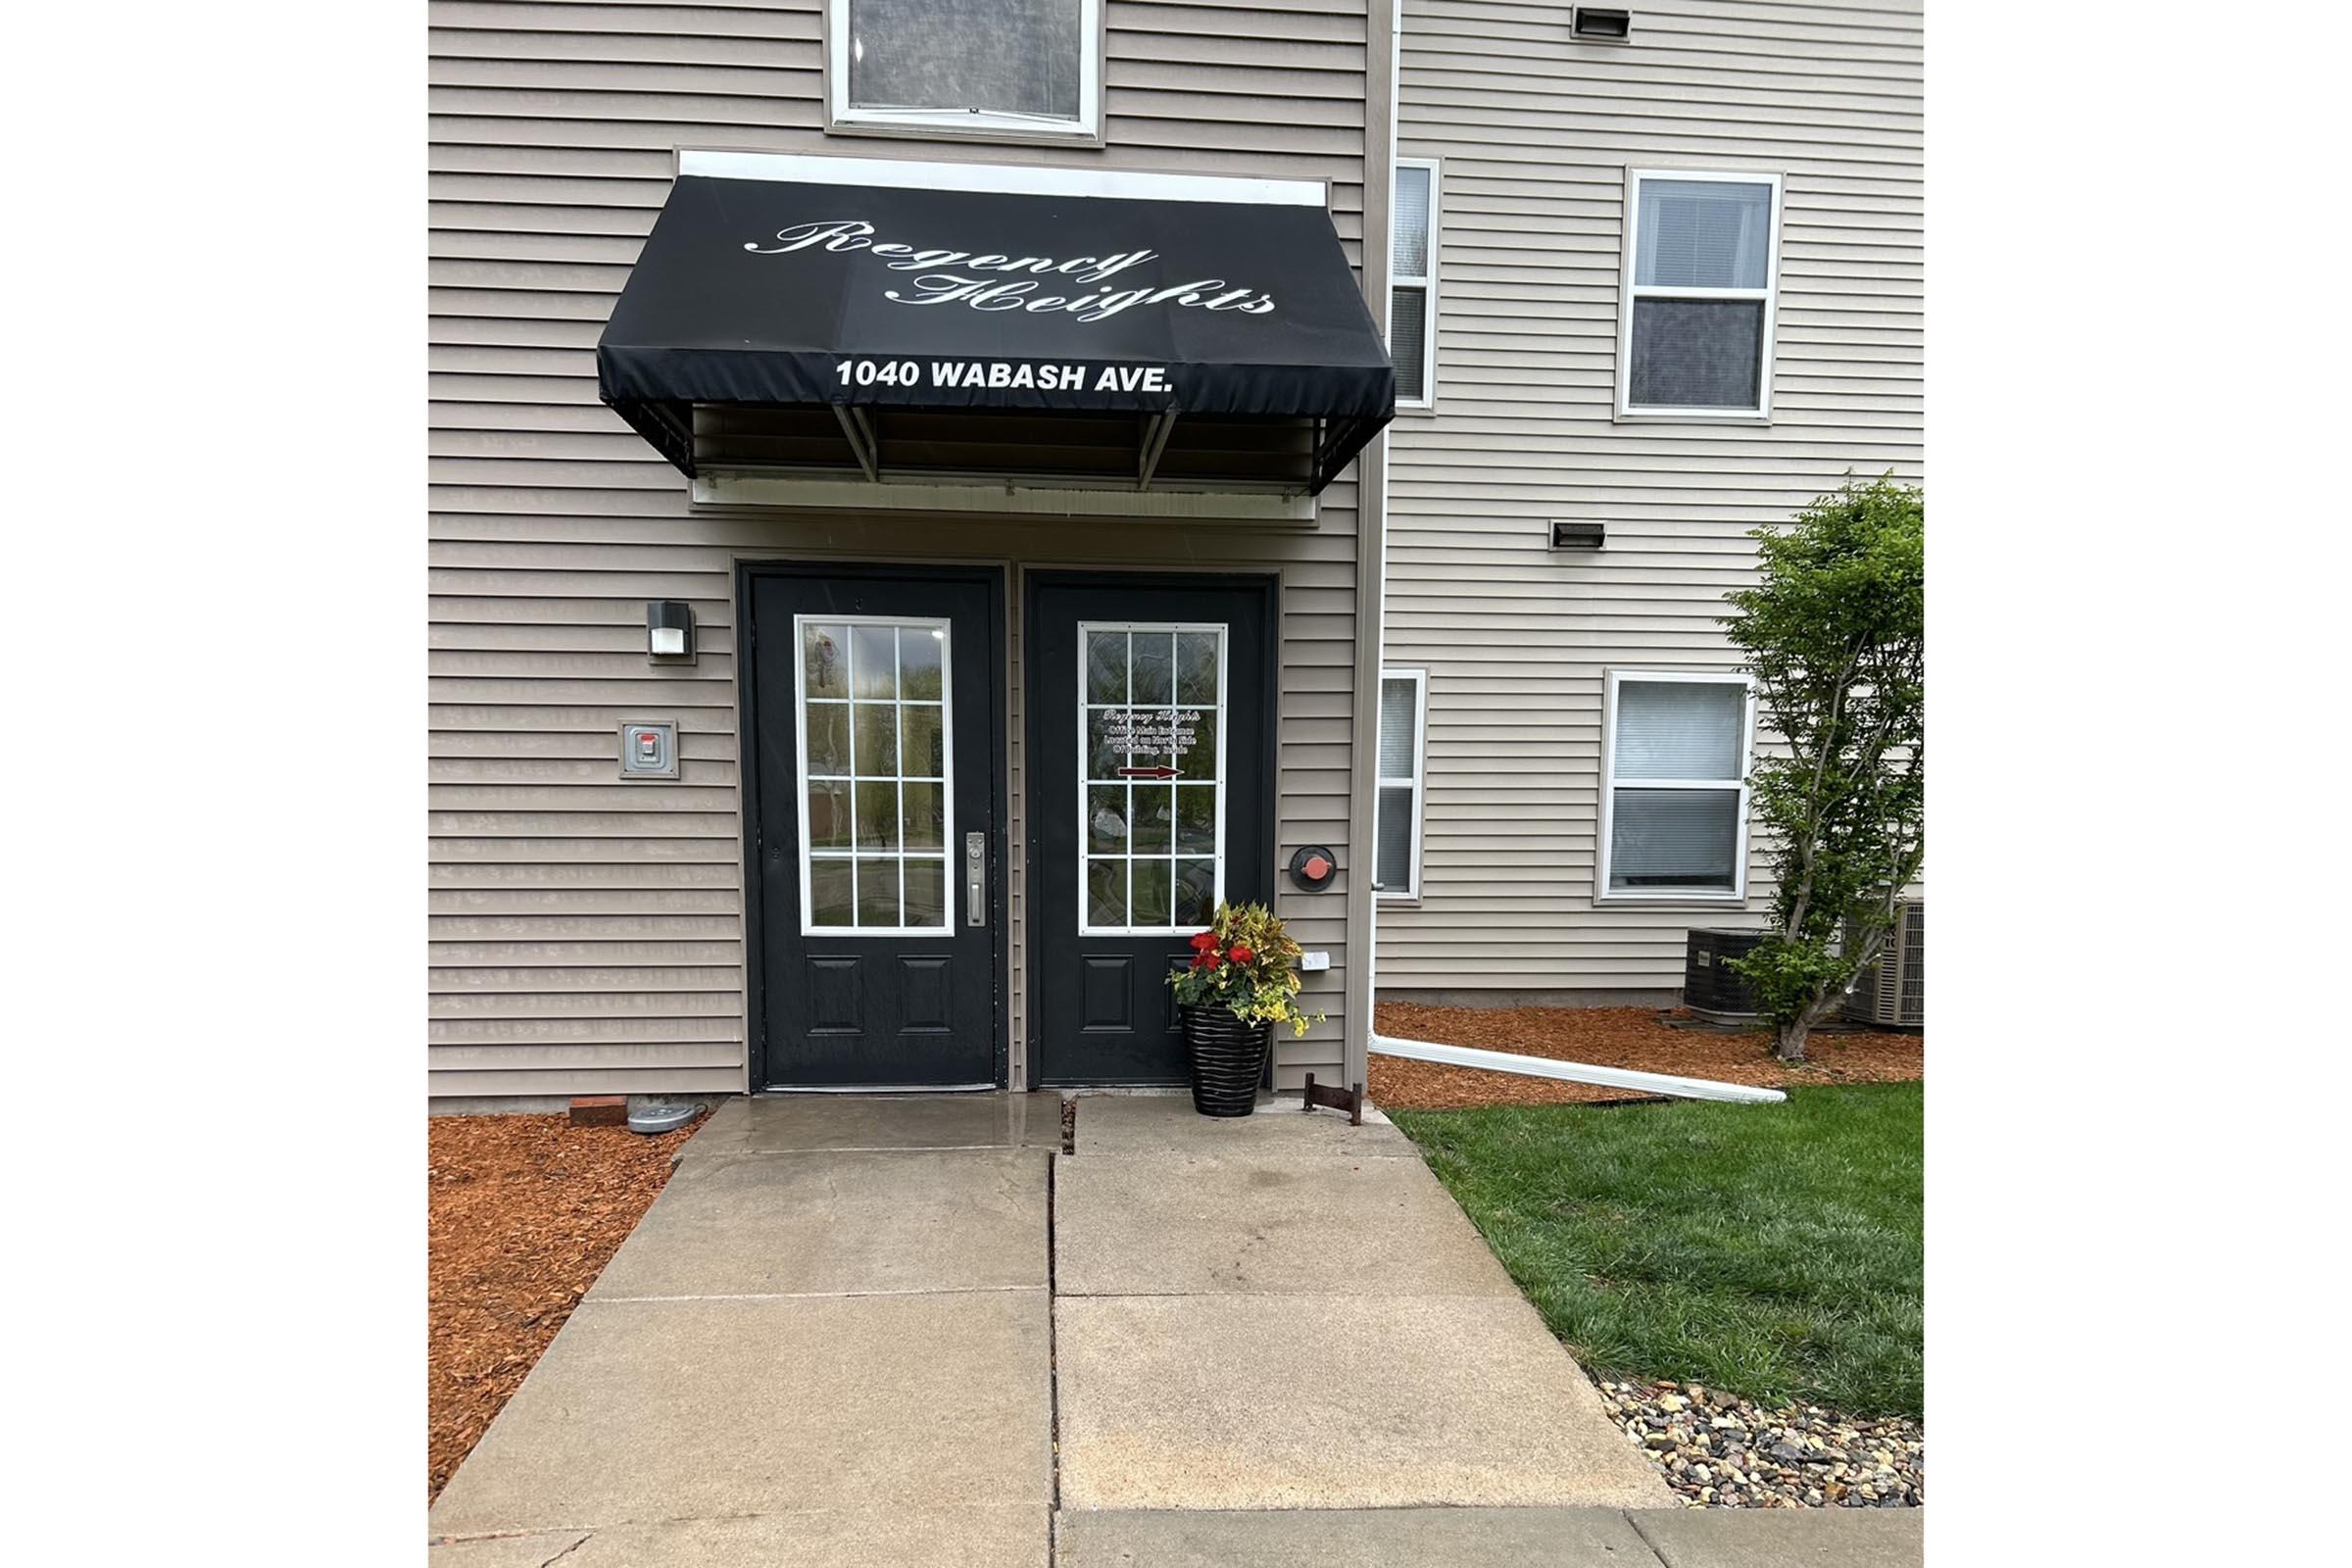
[831,404,880,481]
[1310,416,1369,492]
[1137,411,1178,491]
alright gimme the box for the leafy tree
[1723,475,1924,1062]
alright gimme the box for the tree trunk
[1774,1017,1810,1063]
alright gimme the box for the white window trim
[1392,158,1440,411]
[794,612,957,937]
[1375,667,1428,901]
[825,0,1104,144]
[1075,620,1230,937]
[1614,167,1784,423]
[1595,667,1755,906]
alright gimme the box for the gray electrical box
[618,719,678,779]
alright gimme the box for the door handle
[965,831,987,926]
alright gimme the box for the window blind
[1612,679,1744,780]
[847,0,1084,120]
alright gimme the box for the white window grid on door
[825,0,1104,141]
[1076,620,1228,937]
[794,612,956,937]
[1375,667,1427,900]
[1595,667,1756,904]
[1615,168,1784,421]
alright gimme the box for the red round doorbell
[1288,846,1338,892]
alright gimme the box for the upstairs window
[830,0,1101,140]
[1391,160,1439,407]
[1617,171,1782,418]
[1598,670,1754,901]
[1374,670,1426,899]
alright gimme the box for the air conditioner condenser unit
[1843,901,1924,1028]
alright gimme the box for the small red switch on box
[569,1095,627,1127]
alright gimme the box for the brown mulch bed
[1371,1004,1923,1110]
[427,1112,703,1501]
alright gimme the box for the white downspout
[1362,0,1402,1090]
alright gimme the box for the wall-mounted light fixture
[1573,8,1633,41]
[1551,519,1607,550]
[647,600,696,662]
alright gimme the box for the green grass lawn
[1391,1084,1921,1419]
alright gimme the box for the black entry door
[749,566,1003,1088]
[1029,575,1275,1085]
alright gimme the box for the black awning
[597,174,1394,497]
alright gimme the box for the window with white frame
[1374,669,1427,898]
[1391,161,1438,407]
[1598,671,1753,900]
[1617,171,1782,417]
[1078,623,1226,935]
[796,616,956,934]
[829,0,1100,139]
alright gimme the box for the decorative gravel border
[1597,1378,1924,1509]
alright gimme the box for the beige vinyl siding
[429,0,1373,1097]
[1378,0,1922,994]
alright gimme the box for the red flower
[1188,931,1218,952]
[1229,945,1253,963]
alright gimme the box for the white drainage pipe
[1370,1035,1787,1104]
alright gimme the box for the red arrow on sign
[1117,765,1180,779]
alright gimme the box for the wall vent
[1573,9,1633,42]
[1550,518,1606,549]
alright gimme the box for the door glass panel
[901,781,945,851]
[804,624,849,698]
[1131,859,1173,929]
[800,616,954,935]
[1174,785,1217,854]
[1087,858,1127,927]
[850,624,898,698]
[853,704,899,776]
[903,858,948,927]
[1078,623,1225,934]
[808,780,853,850]
[856,857,903,926]
[1176,631,1220,705]
[1086,632,1128,703]
[1174,857,1217,927]
[1086,785,1129,853]
[900,628,945,699]
[901,705,946,777]
[854,780,901,850]
[1131,632,1175,704]
[807,704,851,775]
[808,859,855,927]
[1132,785,1173,853]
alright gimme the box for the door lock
[964,832,987,926]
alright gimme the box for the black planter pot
[1180,1003,1273,1117]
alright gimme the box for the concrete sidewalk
[428,1094,1059,1566]
[428,1092,1920,1566]
[1055,1094,1669,1512]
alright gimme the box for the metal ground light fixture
[647,600,695,662]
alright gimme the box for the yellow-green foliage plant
[1165,901,1326,1037]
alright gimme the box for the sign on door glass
[1078,623,1225,935]
[798,616,953,935]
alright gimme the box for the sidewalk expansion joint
[1047,1109,1066,1563]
